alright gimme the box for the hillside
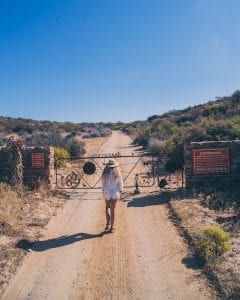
[0,116,113,155]
[130,90,240,173]
[0,116,117,135]
[1,90,240,171]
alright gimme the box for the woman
[102,158,123,233]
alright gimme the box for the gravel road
[1,131,215,300]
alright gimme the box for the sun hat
[105,158,119,168]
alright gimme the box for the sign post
[31,153,45,168]
[193,148,229,174]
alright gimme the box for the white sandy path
[1,131,215,300]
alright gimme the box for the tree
[232,90,240,105]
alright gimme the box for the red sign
[193,148,229,174]
[32,153,45,167]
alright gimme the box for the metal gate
[55,153,160,191]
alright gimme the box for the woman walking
[102,158,123,233]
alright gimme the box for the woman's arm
[118,174,123,192]
[101,176,106,191]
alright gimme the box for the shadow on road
[127,190,180,207]
[16,232,105,252]
[127,188,191,208]
[181,255,204,270]
[118,144,137,149]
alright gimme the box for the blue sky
[0,0,240,123]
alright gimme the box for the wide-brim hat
[104,158,119,167]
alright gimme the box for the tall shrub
[54,147,70,168]
[197,226,232,263]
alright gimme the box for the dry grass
[169,195,240,298]
[0,182,65,291]
[0,182,52,234]
[0,183,27,233]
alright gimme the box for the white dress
[102,172,123,200]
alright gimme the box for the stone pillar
[0,141,24,186]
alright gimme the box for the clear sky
[0,0,240,123]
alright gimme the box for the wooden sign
[193,148,229,174]
[32,153,45,167]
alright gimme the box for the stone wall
[185,140,240,190]
[0,141,23,186]
[0,142,55,189]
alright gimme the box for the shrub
[232,90,240,105]
[165,143,184,173]
[54,147,70,168]
[24,130,85,159]
[134,133,149,147]
[24,130,63,147]
[196,225,232,263]
[64,137,85,158]
[148,138,165,156]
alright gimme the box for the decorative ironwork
[83,161,96,175]
[65,171,80,188]
[55,154,160,190]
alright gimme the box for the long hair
[102,166,121,186]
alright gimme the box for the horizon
[1,1,240,122]
[1,90,236,125]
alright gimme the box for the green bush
[54,147,70,168]
[165,143,184,173]
[197,225,232,263]
[65,137,85,158]
[134,133,150,147]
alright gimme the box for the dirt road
[1,132,215,300]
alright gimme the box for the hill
[1,90,240,171]
[0,116,117,135]
[129,90,240,172]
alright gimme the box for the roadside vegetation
[196,225,232,264]
[169,193,240,298]
[0,117,113,160]
[24,130,85,157]
[54,147,70,168]
[0,118,113,136]
[130,90,240,173]
[0,182,64,290]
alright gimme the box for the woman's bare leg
[110,199,117,230]
[105,200,110,226]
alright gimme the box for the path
[1,131,214,300]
